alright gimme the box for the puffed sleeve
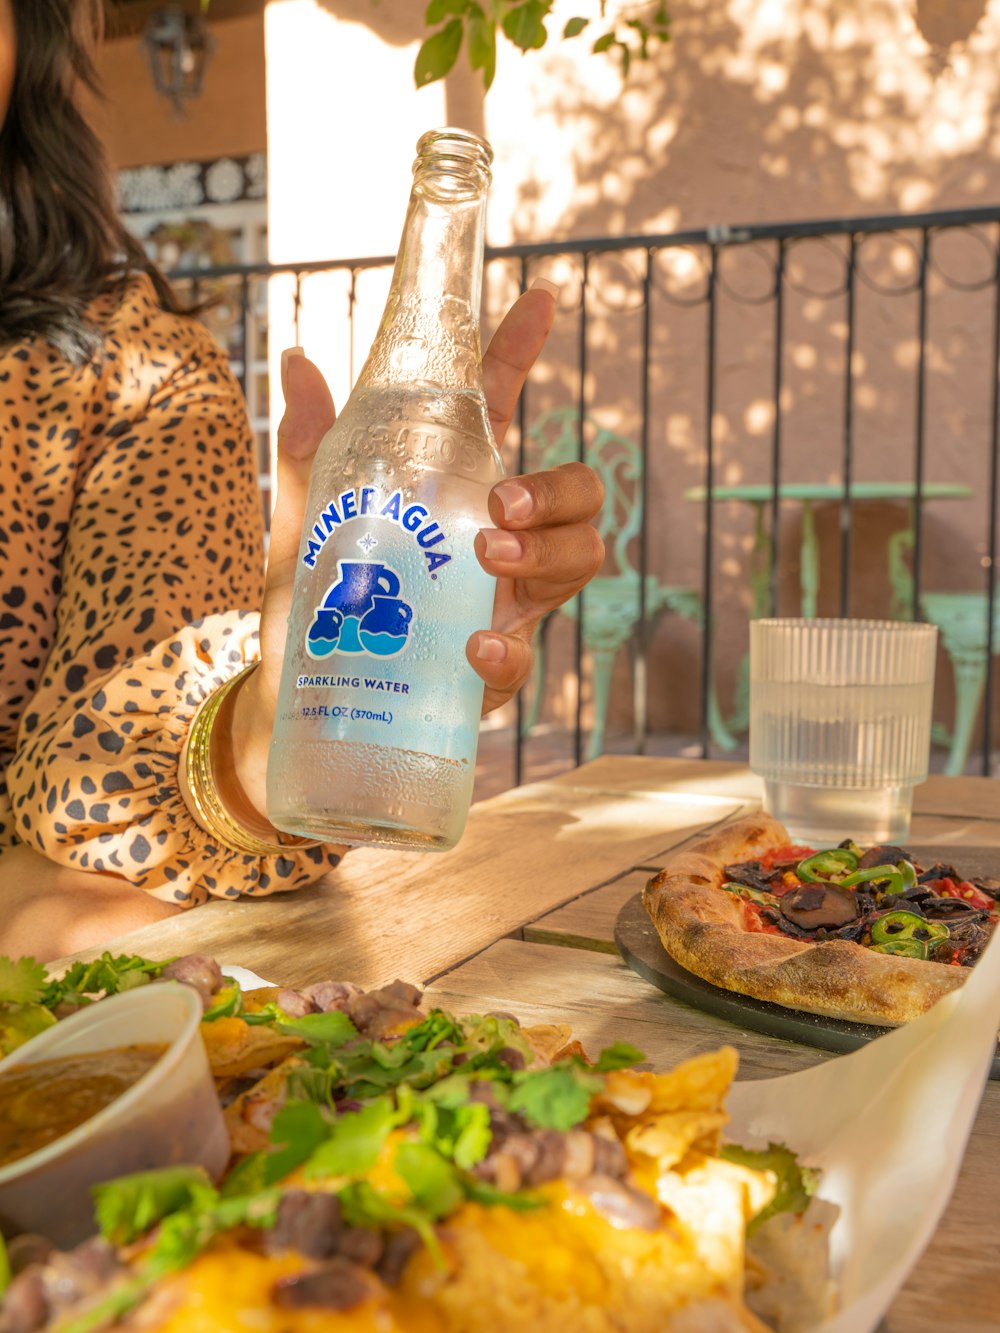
[5,293,342,904]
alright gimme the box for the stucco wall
[96,12,266,168]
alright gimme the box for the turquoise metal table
[683,480,973,620]
[684,481,983,754]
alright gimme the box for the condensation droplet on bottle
[392,339,427,373]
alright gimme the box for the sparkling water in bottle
[267,128,504,851]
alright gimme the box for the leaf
[394,1142,464,1219]
[0,1001,56,1056]
[719,1141,820,1235]
[0,1232,10,1297]
[0,955,46,1005]
[508,1065,599,1131]
[463,1177,547,1210]
[275,1009,358,1047]
[467,14,496,90]
[458,1012,534,1064]
[338,1180,443,1266]
[563,16,589,38]
[419,1098,492,1169]
[501,1,549,52]
[44,953,168,1008]
[414,19,464,88]
[305,1099,397,1180]
[219,1151,268,1198]
[420,1071,482,1107]
[590,1041,645,1073]
[591,31,615,53]
[265,1101,332,1185]
[92,1166,218,1246]
[451,1102,492,1169]
[142,1189,280,1280]
[425,0,472,20]
[402,1009,465,1053]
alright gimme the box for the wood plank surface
[425,937,1000,1333]
[522,869,646,951]
[52,774,755,985]
[541,755,998,821]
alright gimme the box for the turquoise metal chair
[519,408,736,760]
[887,529,998,774]
[919,590,1000,775]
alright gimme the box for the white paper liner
[219,965,276,992]
[726,927,1000,1332]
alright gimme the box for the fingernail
[493,480,535,523]
[481,529,523,562]
[280,346,304,397]
[476,634,508,663]
[530,276,561,301]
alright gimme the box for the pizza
[642,812,1000,1027]
[0,954,837,1333]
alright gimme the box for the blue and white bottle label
[306,560,413,660]
[288,477,495,762]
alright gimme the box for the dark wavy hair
[0,0,193,362]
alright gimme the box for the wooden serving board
[615,845,1000,1080]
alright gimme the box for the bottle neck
[357,133,491,394]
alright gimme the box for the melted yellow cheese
[149,1247,441,1333]
[148,1182,743,1333]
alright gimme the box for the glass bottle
[266,128,503,852]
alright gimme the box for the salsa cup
[0,983,229,1247]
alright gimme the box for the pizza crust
[642,813,968,1026]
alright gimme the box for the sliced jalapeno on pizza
[797,849,859,883]
[841,863,906,894]
[896,860,919,890]
[869,910,950,960]
[869,938,930,959]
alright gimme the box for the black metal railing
[168,204,1000,782]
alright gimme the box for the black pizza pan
[614,845,1000,1081]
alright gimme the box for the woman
[0,0,604,959]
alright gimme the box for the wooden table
[55,757,1000,1333]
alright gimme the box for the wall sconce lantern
[142,5,215,116]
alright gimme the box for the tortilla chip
[521,1022,580,1063]
[200,1015,303,1080]
[626,1109,730,1169]
[647,1047,740,1114]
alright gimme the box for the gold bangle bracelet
[185,662,320,857]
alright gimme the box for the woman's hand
[466,288,604,711]
[225,282,604,826]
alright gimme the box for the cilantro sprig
[720,1141,821,1235]
[42,953,170,1008]
[0,956,46,1006]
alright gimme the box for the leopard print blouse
[0,274,341,905]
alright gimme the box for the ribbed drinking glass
[749,618,938,844]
